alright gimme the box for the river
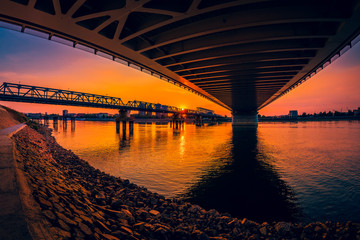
[51,120,360,223]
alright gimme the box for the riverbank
[6,120,358,239]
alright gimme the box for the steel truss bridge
[1,0,360,118]
[0,82,219,117]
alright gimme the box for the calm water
[51,120,360,223]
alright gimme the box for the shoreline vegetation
[1,105,360,239]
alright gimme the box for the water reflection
[51,121,360,223]
[180,126,299,222]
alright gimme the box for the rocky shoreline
[11,122,360,239]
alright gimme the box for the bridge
[0,82,220,118]
[1,0,360,125]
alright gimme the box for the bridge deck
[1,0,360,112]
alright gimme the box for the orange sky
[259,43,360,116]
[0,28,359,116]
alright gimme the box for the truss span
[1,0,360,112]
[0,82,220,116]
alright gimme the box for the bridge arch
[1,0,360,115]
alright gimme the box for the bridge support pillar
[122,121,127,133]
[195,116,203,126]
[116,120,120,133]
[129,121,134,135]
[44,115,49,126]
[53,116,58,130]
[63,117,67,130]
[71,117,75,131]
[232,112,258,126]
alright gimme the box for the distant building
[156,112,167,118]
[96,113,108,118]
[27,113,42,118]
[354,107,360,116]
[289,110,298,118]
[75,113,85,118]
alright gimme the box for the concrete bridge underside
[1,0,360,124]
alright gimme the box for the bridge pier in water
[53,116,59,130]
[62,117,67,130]
[232,112,258,126]
[171,113,184,129]
[195,116,203,126]
[71,117,75,131]
[44,115,49,126]
[116,110,133,135]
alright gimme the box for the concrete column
[63,118,67,130]
[116,120,120,133]
[53,116,58,124]
[232,112,258,126]
[122,120,127,132]
[71,117,75,131]
[129,121,134,135]
[53,116,58,130]
[195,116,203,126]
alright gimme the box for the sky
[0,27,359,116]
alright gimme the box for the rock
[79,214,93,224]
[275,222,292,235]
[120,226,133,235]
[73,228,85,239]
[78,222,92,235]
[92,211,106,221]
[111,199,124,210]
[53,203,65,212]
[259,226,267,235]
[56,212,77,226]
[38,197,53,208]
[133,222,146,231]
[101,233,120,240]
[241,218,258,227]
[122,209,134,221]
[150,197,158,205]
[193,230,209,240]
[314,222,328,232]
[208,209,220,217]
[188,205,202,213]
[43,210,56,220]
[50,226,71,239]
[136,209,150,220]
[94,219,111,233]
[149,209,160,216]
[113,229,132,239]
[208,236,227,240]
[58,219,71,231]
